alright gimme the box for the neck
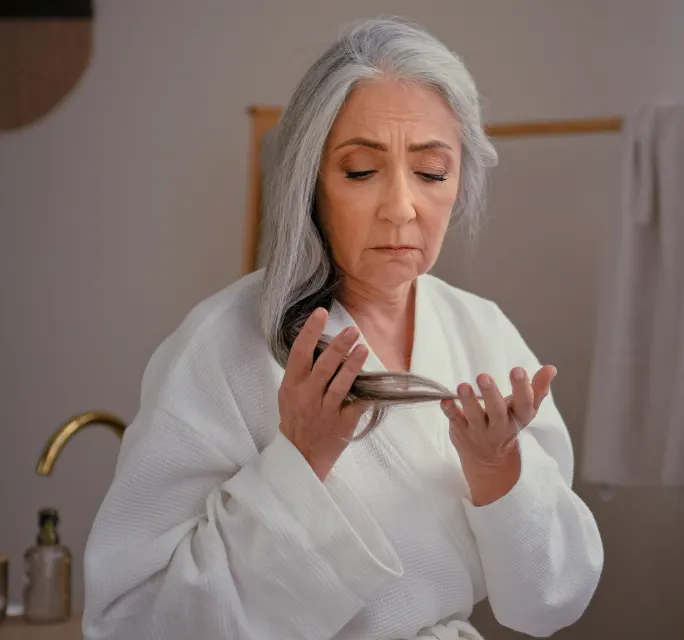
[337,275,417,371]
[338,276,415,322]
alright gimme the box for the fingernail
[478,374,491,390]
[513,367,525,381]
[342,327,356,340]
[458,384,472,397]
[354,344,368,358]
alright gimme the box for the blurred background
[1,1,683,638]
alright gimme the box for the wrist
[279,425,334,482]
[462,448,521,506]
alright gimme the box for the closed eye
[418,172,447,182]
[345,170,376,180]
[345,170,447,182]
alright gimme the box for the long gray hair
[260,17,498,434]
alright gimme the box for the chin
[367,262,424,287]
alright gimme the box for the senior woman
[83,17,602,640]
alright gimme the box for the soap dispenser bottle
[23,508,71,623]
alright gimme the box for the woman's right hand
[278,307,369,481]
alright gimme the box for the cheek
[419,185,458,242]
[318,180,374,258]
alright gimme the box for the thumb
[531,365,557,411]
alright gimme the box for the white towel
[581,102,684,486]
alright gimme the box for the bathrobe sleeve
[82,332,402,640]
[463,305,604,638]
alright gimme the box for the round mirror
[0,1,94,131]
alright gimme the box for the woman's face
[317,78,462,290]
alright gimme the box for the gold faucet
[36,410,127,476]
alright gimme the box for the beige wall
[1,1,682,637]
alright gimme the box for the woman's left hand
[440,365,557,505]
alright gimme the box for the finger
[440,398,465,422]
[510,367,535,425]
[476,374,508,428]
[283,308,328,383]
[531,365,557,411]
[323,343,368,410]
[309,325,361,396]
[457,383,487,428]
[443,400,469,446]
[344,398,372,423]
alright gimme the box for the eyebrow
[333,137,453,152]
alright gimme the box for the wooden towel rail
[485,116,622,138]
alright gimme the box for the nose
[378,170,416,225]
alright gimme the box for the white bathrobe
[83,269,603,640]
